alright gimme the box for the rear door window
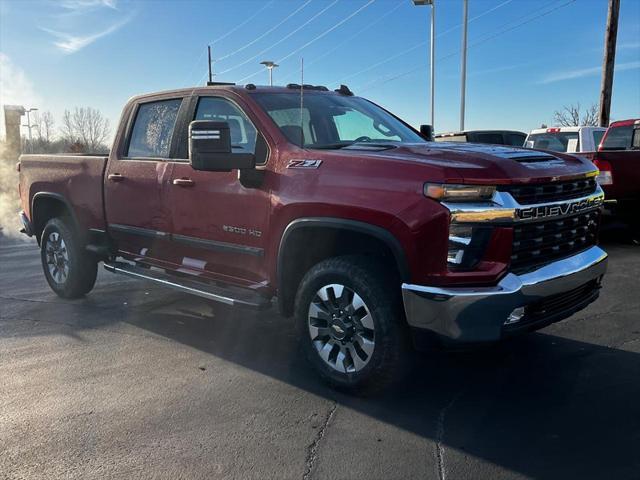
[127,99,182,158]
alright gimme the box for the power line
[280,0,405,83]
[216,0,313,63]
[217,0,341,78]
[238,0,377,83]
[338,0,515,84]
[182,0,275,86]
[357,0,577,94]
[211,0,275,46]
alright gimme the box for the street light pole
[22,108,38,153]
[460,0,468,131]
[260,61,279,86]
[413,0,435,131]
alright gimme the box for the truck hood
[329,142,597,184]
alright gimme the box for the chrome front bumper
[402,246,608,344]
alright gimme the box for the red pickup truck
[587,119,640,231]
[18,84,608,391]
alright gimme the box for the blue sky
[1,0,639,140]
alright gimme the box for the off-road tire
[40,217,98,299]
[294,255,410,394]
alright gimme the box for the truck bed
[19,154,109,235]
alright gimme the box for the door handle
[108,173,124,182]
[172,178,195,187]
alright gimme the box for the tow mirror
[189,120,255,172]
[419,124,433,141]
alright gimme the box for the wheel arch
[276,217,410,317]
[31,192,81,244]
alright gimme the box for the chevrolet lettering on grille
[516,196,604,220]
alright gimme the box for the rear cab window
[525,132,579,152]
[601,125,633,150]
[127,98,183,158]
[592,130,605,149]
[470,133,504,145]
[505,133,526,147]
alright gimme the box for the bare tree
[41,111,55,143]
[553,103,599,127]
[30,111,55,143]
[60,107,110,152]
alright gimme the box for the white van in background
[524,126,606,153]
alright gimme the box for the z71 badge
[287,159,322,169]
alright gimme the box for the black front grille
[500,177,597,204]
[511,210,600,274]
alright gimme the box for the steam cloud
[0,143,25,240]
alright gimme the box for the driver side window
[333,110,401,142]
[195,97,257,153]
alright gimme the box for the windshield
[251,93,425,149]
[524,132,579,152]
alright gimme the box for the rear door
[167,94,271,288]
[104,96,185,265]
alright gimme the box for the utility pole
[598,0,620,127]
[22,108,38,153]
[459,0,468,132]
[207,45,214,84]
[412,0,435,130]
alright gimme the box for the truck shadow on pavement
[113,287,640,480]
[2,234,638,479]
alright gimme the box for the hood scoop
[506,150,558,163]
[342,142,398,151]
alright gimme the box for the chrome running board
[103,261,271,310]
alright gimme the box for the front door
[104,97,184,266]
[168,95,271,288]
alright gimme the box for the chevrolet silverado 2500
[18,84,608,391]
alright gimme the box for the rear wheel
[41,217,97,298]
[295,256,409,393]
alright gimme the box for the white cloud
[0,53,42,138]
[540,61,640,84]
[59,0,117,10]
[617,41,640,50]
[41,15,131,53]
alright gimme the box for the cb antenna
[299,57,304,148]
[207,45,214,85]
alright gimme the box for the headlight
[447,224,493,269]
[424,183,495,202]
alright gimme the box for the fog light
[505,307,526,325]
[447,224,473,266]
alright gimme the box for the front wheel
[294,256,409,393]
[41,217,98,299]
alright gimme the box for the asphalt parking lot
[1,227,639,480]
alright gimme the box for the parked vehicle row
[18,83,608,391]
